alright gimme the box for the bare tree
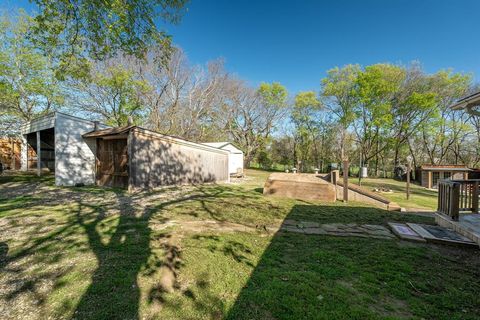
[143,48,229,141]
[220,79,288,167]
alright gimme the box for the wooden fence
[437,179,480,220]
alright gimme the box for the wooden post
[343,160,349,203]
[406,163,411,200]
[472,181,479,214]
[437,182,442,213]
[428,171,432,189]
[36,131,41,177]
[450,182,460,221]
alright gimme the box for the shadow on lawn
[0,242,8,269]
[224,204,478,320]
[72,187,228,319]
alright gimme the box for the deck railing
[437,179,480,220]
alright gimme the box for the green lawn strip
[351,178,438,210]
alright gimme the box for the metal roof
[450,91,480,116]
[421,165,472,172]
[82,125,134,138]
[202,142,230,149]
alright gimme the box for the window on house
[443,171,451,180]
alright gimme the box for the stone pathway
[280,219,395,239]
[151,219,395,240]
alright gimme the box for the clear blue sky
[165,0,479,93]
[4,0,479,94]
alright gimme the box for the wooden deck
[436,179,480,246]
[435,213,480,246]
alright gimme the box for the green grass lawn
[1,170,479,320]
[352,177,439,211]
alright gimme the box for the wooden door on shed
[96,138,129,188]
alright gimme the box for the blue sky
[4,0,479,94]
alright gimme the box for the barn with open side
[20,112,230,189]
[20,112,107,186]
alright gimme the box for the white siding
[219,144,244,174]
[54,114,97,186]
[21,114,56,134]
[228,152,244,174]
[201,142,244,175]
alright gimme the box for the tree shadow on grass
[0,242,8,269]
[225,204,480,320]
[72,187,230,319]
[72,195,149,319]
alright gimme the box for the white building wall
[20,134,28,171]
[229,153,244,174]
[220,144,244,174]
[54,114,97,186]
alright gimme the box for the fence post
[450,182,460,221]
[472,181,479,214]
[437,183,442,214]
[343,160,349,203]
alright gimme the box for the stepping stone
[281,225,304,233]
[322,224,343,232]
[304,227,327,235]
[363,224,389,231]
[388,222,426,242]
[299,221,320,228]
[407,223,477,247]
[282,219,298,226]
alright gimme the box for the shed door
[96,138,128,188]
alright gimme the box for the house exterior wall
[420,170,469,189]
[421,171,429,188]
[54,113,98,186]
[129,128,229,189]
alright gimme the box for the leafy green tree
[72,59,151,126]
[270,136,294,170]
[292,91,322,171]
[30,0,188,61]
[354,64,404,173]
[321,65,360,161]
[418,70,472,165]
[0,13,64,134]
[389,64,438,166]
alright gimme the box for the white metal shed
[20,112,108,186]
[202,142,244,175]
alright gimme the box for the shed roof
[82,125,134,138]
[420,165,472,172]
[82,126,230,155]
[202,142,230,148]
[450,91,480,116]
[202,142,243,153]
